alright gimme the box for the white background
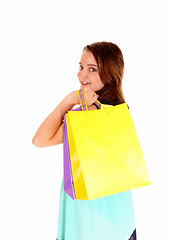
[0,0,173,239]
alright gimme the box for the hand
[81,86,99,107]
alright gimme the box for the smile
[80,81,90,86]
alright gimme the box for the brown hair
[83,41,125,105]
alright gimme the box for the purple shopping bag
[63,107,82,200]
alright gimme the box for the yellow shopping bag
[65,89,151,200]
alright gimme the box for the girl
[32,41,137,240]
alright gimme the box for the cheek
[91,78,104,90]
[100,80,105,87]
[97,78,105,90]
[96,76,104,86]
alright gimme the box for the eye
[79,65,83,70]
[90,68,97,72]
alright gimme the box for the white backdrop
[0,0,173,239]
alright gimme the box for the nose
[79,69,87,80]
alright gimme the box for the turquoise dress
[56,101,136,240]
[56,180,136,240]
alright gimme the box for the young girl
[32,41,137,240]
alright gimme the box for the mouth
[80,80,90,86]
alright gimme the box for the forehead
[80,50,97,64]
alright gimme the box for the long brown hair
[83,41,125,105]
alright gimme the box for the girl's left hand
[81,86,99,107]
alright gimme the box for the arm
[32,87,99,148]
[32,90,79,147]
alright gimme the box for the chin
[80,85,91,90]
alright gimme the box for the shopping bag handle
[78,89,101,111]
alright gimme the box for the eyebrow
[79,62,98,67]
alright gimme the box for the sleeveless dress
[56,101,137,240]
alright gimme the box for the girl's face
[77,50,104,92]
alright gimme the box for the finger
[91,91,97,98]
[88,93,99,106]
[93,93,99,102]
[82,85,90,93]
